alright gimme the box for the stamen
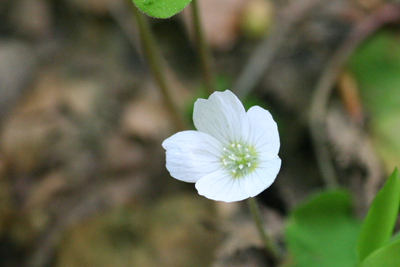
[221,143,256,176]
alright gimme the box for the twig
[309,3,400,188]
[231,0,324,99]
[191,0,217,96]
[27,177,145,267]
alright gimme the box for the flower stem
[247,197,280,262]
[132,6,186,132]
[191,0,216,96]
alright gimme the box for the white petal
[195,169,249,202]
[244,157,281,197]
[193,90,249,145]
[247,106,280,159]
[162,131,223,183]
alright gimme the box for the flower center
[221,142,257,178]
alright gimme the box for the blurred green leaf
[347,30,400,170]
[356,168,400,263]
[285,190,360,267]
[132,0,192,18]
[360,238,400,267]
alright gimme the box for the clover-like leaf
[133,0,192,18]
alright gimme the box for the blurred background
[0,0,399,266]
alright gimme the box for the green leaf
[361,238,400,267]
[392,230,400,242]
[285,190,361,267]
[356,168,400,263]
[132,0,192,18]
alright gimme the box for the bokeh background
[0,0,399,266]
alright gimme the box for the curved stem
[132,6,186,131]
[247,197,280,262]
[191,0,216,96]
[232,0,323,99]
[309,3,400,188]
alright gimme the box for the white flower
[162,90,281,202]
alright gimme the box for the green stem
[132,6,186,131]
[247,197,280,262]
[191,0,216,96]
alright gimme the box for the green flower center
[221,142,257,178]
